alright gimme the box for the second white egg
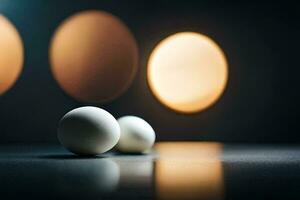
[116,116,156,153]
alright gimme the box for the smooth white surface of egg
[58,106,120,155]
[117,116,156,153]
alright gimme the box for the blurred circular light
[50,10,138,103]
[147,32,228,113]
[0,15,24,95]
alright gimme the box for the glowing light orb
[147,32,228,113]
[50,10,138,103]
[0,15,23,95]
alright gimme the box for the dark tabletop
[0,142,299,200]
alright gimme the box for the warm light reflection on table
[155,142,224,200]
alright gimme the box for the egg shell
[117,116,155,153]
[58,106,120,155]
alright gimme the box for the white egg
[58,106,120,155]
[116,116,156,153]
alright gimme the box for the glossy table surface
[0,142,300,200]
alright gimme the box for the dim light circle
[50,10,138,103]
[147,32,228,113]
[0,15,24,95]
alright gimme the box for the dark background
[0,0,298,143]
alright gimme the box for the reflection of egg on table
[58,106,120,155]
[116,116,156,153]
[59,159,120,195]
